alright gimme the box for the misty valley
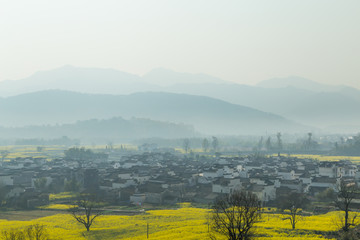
[0,66,360,239]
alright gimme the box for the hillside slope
[0,90,307,135]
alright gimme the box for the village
[0,145,358,210]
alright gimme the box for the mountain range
[0,90,305,135]
[0,66,231,97]
[163,81,360,129]
[0,65,359,134]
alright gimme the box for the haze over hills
[1,66,360,133]
[0,117,197,141]
[155,73,360,131]
[256,76,345,92]
[0,90,307,135]
[0,65,228,97]
[163,83,360,130]
[143,68,227,86]
[0,65,159,96]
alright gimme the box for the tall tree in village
[257,136,264,152]
[212,136,219,153]
[276,132,282,153]
[202,138,210,152]
[265,137,272,151]
[307,132,312,149]
[183,138,191,153]
[210,191,261,240]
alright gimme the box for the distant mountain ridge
[143,68,227,86]
[256,76,345,92]
[0,90,307,135]
[0,65,229,97]
[0,65,158,96]
[1,66,358,97]
[1,66,360,132]
[162,82,360,130]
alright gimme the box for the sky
[0,0,359,88]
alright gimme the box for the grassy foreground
[0,207,347,240]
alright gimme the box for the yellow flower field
[49,192,78,201]
[39,204,76,210]
[289,154,360,163]
[0,208,346,239]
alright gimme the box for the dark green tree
[64,147,108,162]
[34,178,47,191]
[64,178,80,192]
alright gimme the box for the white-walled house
[0,175,13,186]
[212,179,231,194]
[310,177,339,192]
[130,193,146,205]
[277,169,295,180]
[203,169,224,179]
[118,173,132,179]
[318,163,337,178]
[248,184,276,202]
[112,179,136,189]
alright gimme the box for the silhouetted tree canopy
[210,191,261,240]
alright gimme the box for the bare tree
[202,138,209,153]
[2,224,49,240]
[335,181,359,232]
[276,132,282,153]
[25,224,49,240]
[265,137,272,151]
[307,132,312,148]
[183,138,190,153]
[277,192,307,230]
[285,206,302,230]
[2,229,25,240]
[257,136,263,152]
[69,197,102,231]
[210,191,261,240]
[212,136,219,153]
[107,142,113,150]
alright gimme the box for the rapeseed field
[287,154,360,163]
[0,207,345,239]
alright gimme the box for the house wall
[0,175,13,186]
[212,184,230,194]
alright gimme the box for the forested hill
[0,117,197,141]
[2,66,359,132]
[0,90,307,135]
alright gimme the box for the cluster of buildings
[0,149,359,208]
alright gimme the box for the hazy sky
[1,0,359,87]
